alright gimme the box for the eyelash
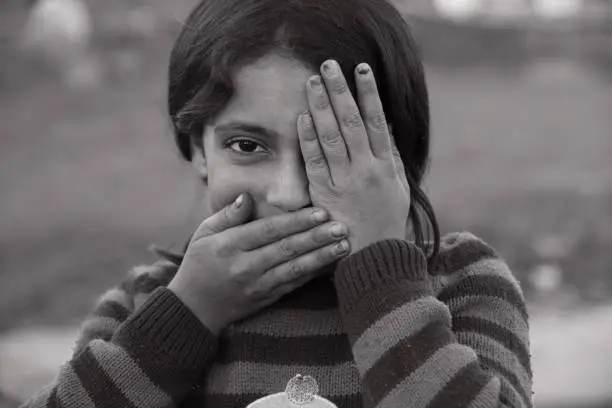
[224,137,268,155]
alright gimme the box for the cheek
[206,165,265,215]
[201,137,250,214]
[207,171,248,214]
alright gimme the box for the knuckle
[262,218,280,240]
[228,263,245,279]
[278,237,298,258]
[286,259,304,278]
[341,112,364,130]
[211,237,232,257]
[308,155,328,170]
[313,96,330,110]
[329,80,348,94]
[369,111,388,132]
[229,257,254,279]
[321,131,344,146]
[245,283,267,299]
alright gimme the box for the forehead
[214,53,316,126]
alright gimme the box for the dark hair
[167,0,440,262]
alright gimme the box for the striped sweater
[22,232,532,408]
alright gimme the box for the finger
[355,63,393,161]
[257,239,350,298]
[230,207,330,251]
[391,138,408,188]
[191,193,253,242]
[250,221,347,271]
[297,112,333,186]
[320,60,369,159]
[306,74,351,182]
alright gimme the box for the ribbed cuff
[114,287,218,377]
[334,239,431,313]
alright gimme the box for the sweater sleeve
[333,236,533,408]
[20,263,218,408]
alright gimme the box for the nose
[266,156,311,212]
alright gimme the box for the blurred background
[1,0,611,406]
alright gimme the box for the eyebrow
[214,122,282,140]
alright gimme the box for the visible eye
[226,138,267,154]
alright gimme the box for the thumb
[191,193,253,242]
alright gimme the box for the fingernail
[335,240,349,254]
[357,63,370,76]
[309,75,322,89]
[312,209,328,223]
[330,223,346,237]
[322,60,339,78]
[234,193,244,208]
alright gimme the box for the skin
[191,52,410,245]
[191,53,316,219]
[298,59,411,253]
[169,52,413,332]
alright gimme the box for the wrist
[167,280,224,336]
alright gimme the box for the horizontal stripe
[440,258,520,293]
[94,300,131,322]
[449,295,530,346]
[365,321,455,404]
[498,375,530,408]
[426,361,491,408]
[79,316,121,342]
[353,297,451,374]
[56,362,96,408]
[342,280,433,341]
[204,361,362,395]
[215,331,352,364]
[90,340,173,408]
[376,343,478,408]
[231,308,343,336]
[479,355,532,407]
[454,317,532,376]
[72,346,137,408]
[468,376,501,408]
[190,392,364,408]
[438,275,528,321]
[433,236,497,273]
[112,294,214,400]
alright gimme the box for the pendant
[246,374,338,408]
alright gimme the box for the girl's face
[192,53,317,219]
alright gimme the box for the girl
[23,0,532,407]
